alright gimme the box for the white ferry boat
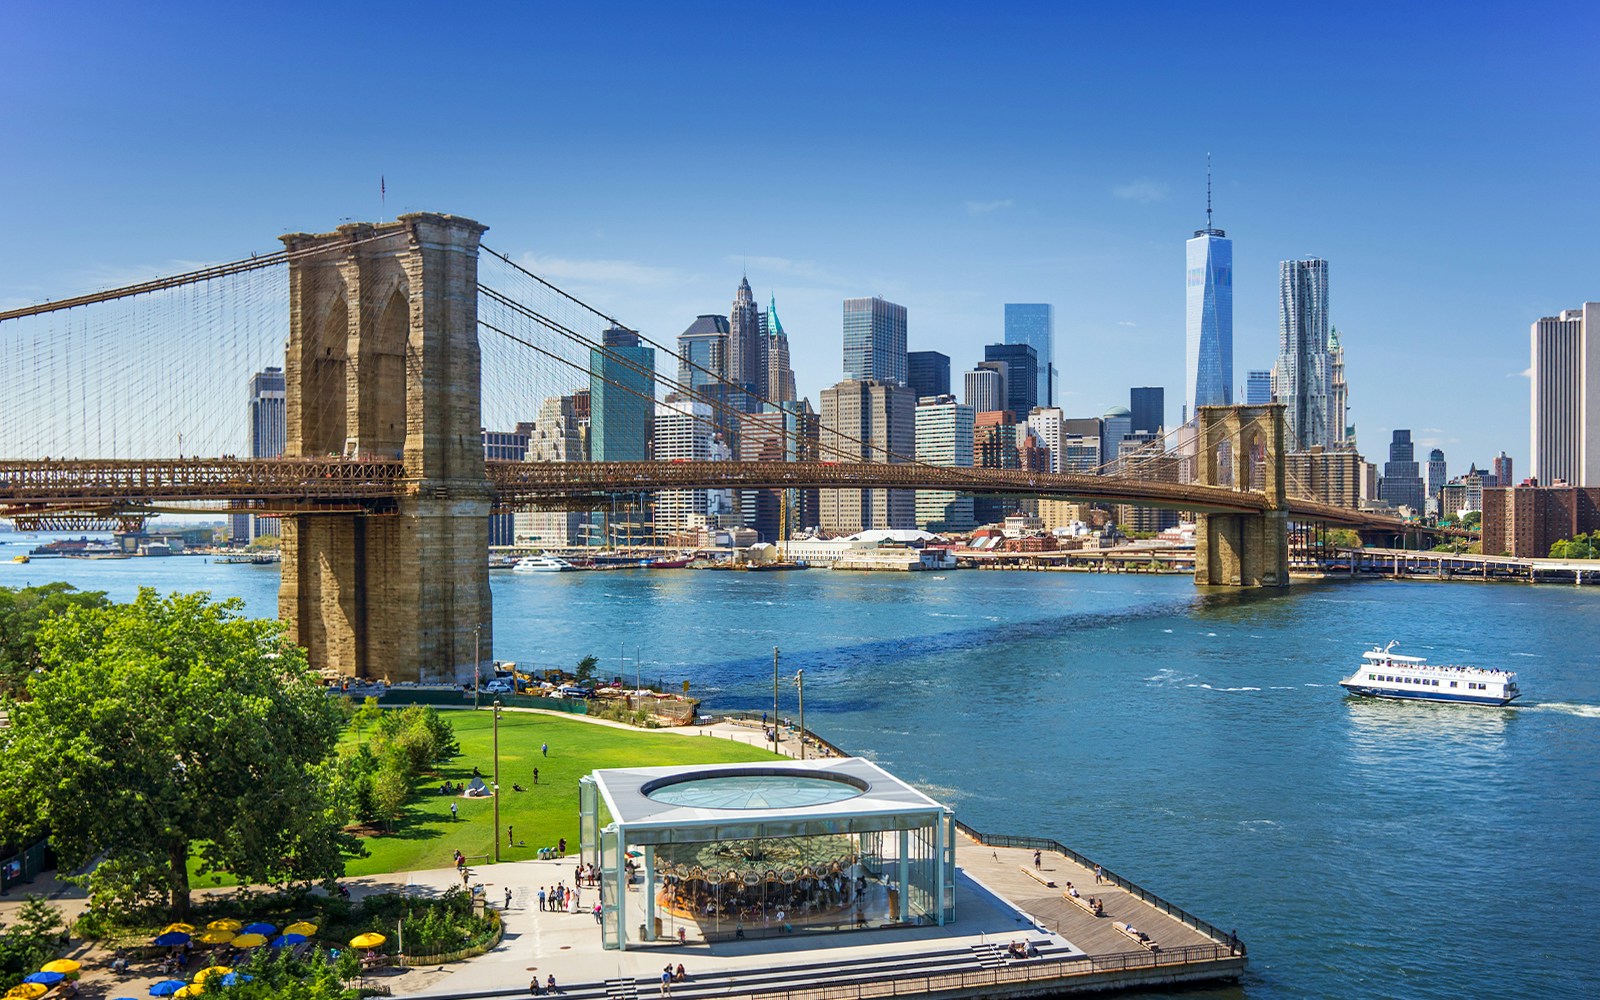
[512,555,575,573]
[1340,642,1521,706]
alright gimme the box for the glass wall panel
[599,825,620,950]
[579,777,598,866]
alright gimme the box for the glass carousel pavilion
[580,758,956,950]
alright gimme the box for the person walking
[541,742,549,757]
[1033,849,1042,869]
[508,825,515,846]
[505,886,513,910]
[660,967,672,996]
[533,767,539,784]
[450,801,458,821]
[1093,864,1103,885]
[538,887,546,911]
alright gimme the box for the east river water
[4,540,1597,1000]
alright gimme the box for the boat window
[1450,682,1457,688]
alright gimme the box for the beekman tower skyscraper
[1185,164,1233,420]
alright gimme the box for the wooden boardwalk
[958,834,1225,957]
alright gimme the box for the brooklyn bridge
[0,213,1459,682]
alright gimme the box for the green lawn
[343,711,781,876]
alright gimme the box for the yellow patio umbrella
[283,921,318,936]
[163,922,196,934]
[207,918,242,932]
[231,933,268,948]
[348,932,386,949]
[175,986,207,999]
[40,959,81,974]
[193,965,233,983]
[196,928,236,945]
[5,985,48,1000]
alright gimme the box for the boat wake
[1516,702,1600,719]
[1187,683,1262,692]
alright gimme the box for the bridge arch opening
[306,295,348,456]
[358,285,409,459]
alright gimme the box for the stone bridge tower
[278,213,491,682]
[1193,403,1289,587]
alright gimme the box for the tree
[0,583,110,697]
[0,589,360,919]
[0,895,65,992]
[574,654,599,685]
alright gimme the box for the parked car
[483,678,514,695]
[557,684,592,698]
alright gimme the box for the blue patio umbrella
[269,933,307,948]
[149,981,187,997]
[23,972,66,985]
[153,931,191,947]
[219,973,254,986]
[241,922,276,936]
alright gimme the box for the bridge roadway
[0,457,1423,531]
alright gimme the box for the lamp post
[772,647,780,757]
[473,624,482,711]
[794,669,805,760]
[493,697,502,863]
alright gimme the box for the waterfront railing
[953,820,1237,949]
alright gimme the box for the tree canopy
[0,582,111,697]
[1550,531,1600,559]
[0,589,359,918]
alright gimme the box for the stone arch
[304,294,348,457]
[355,285,409,459]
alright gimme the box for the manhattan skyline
[2,1,1597,467]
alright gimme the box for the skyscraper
[728,277,765,412]
[1005,304,1055,407]
[1245,369,1273,405]
[515,393,588,548]
[1185,178,1233,417]
[819,379,915,533]
[483,427,530,545]
[914,396,976,531]
[232,367,286,543]
[983,342,1038,417]
[1531,303,1600,486]
[842,297,908,386]
[1492,451,1514,488]
[1275,258,1332,450]
[654,398,732,531]
[1379,429,1426,512]
[1426,448,1448,508]
[1328,326,1352,446]
[907,351,951,400]
[589,326,655,462]
[964,367,1004,413]
[676,315,728,390]
[1129,387,1164,436]
[763,295,797,404]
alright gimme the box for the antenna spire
[1206,153,1213,229]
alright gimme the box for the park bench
[1019,866,1056,888]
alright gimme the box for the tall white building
[1185,193,1233,417]
[653,398,732,530]
[1274,258,1332,450]
[914,396,975,531]
[516,394,588,547]
[1026,407,1065,473]
[1531,303,1600,487]
[964,367,1005,413]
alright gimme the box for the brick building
[1481,484,1600,557]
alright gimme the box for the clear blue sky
[3,1,1596,471]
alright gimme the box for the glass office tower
[1185,224,1233,417]
[1004,304,1054,407]
[842,297,908,386]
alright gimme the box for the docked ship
[1340,642,1521,706]
[512,555,576,573]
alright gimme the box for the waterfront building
[1379,429,1426,513]
[1185,192,1233,416]
[984,342,1038,417]
[1245,369,1273,406]
[232,366,286,543]
[738,401,820,540]
[1117,434,1181,532]
[654,398,732,531]
[1274,258,1332,450]
[973,410,1020,524]
[843,296,908,386]
[1482,483,1600,557]
[964,366,1004,413]
[819,379,915,534]
[483,426,530,545]
[1492,451,1514,488]
[914,395,976,531]
[590,327,655,462]
[1026,407,1065,473]
[1286,447,1365,509]
[907,350,951,401]
[1129,386,1164,437]
[580,757,956,951]
[728,277,766,412]
[1005,303,1055,406]
[516,394,589,547]
[1530,303,1600,486]
[763,295,798,405]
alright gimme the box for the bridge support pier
[279,214,491,683]
[1193,404,1289,588]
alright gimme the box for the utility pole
[794,668,805,760]
[492,698,502,863]
[772,647,780,757]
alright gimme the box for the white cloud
[964,199,1014,216]
[515,254,686,288]
[1112,179,1170,203]
[724,255,841,284]
[1509,366,1532,378]
[1117,320,1137,327]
